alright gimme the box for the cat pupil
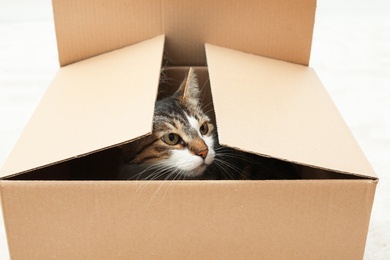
[168,133,176,142]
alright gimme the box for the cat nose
[197,149,208,159]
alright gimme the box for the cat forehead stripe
[186,114,199,131]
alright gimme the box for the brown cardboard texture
[0,35,164,178]
[0,0,377,259]
[206,44,376,178]
[52,0,315,67]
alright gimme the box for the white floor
[0,0,389,259]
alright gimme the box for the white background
[1,0,389,259]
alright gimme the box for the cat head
[129,68,215,179]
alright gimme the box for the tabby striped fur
[119,68,215,180]
[119,68,299,180]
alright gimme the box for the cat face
[126,68,215,179]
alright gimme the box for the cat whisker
[148,167,184,204]
[213,158,245,179]
[136,165,178,198]
[210,161,231,179]
[133,164,162,180]
[199,78,210,100]
[214,146,265,165]
[201,100,214,109]
[216,152,256,164]
[163,169,184,198]
[203,108,215,117]
[201,102,215,113]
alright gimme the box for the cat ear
[175,68,201,106]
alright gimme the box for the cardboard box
[0,0,377,259]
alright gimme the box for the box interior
[3,66,371,181]
[3,150,367,181]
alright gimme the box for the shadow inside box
[6,144,365,181]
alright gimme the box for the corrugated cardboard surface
[0,0,378,259]
[0,38,378,260]
[52,0,315,66]
[1,180,376,259]
[0,35,164,178]
[206,44,377,179]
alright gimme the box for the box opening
[4,147,365,181]
[3,67,368,181]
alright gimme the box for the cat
[118,68,299,180]
[119,68,216,180]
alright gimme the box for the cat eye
[162,133,181,145]
[199,122,209,135]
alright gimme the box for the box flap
[206,44,377,179]
[0,35,164,178]
[53,0,316,67]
